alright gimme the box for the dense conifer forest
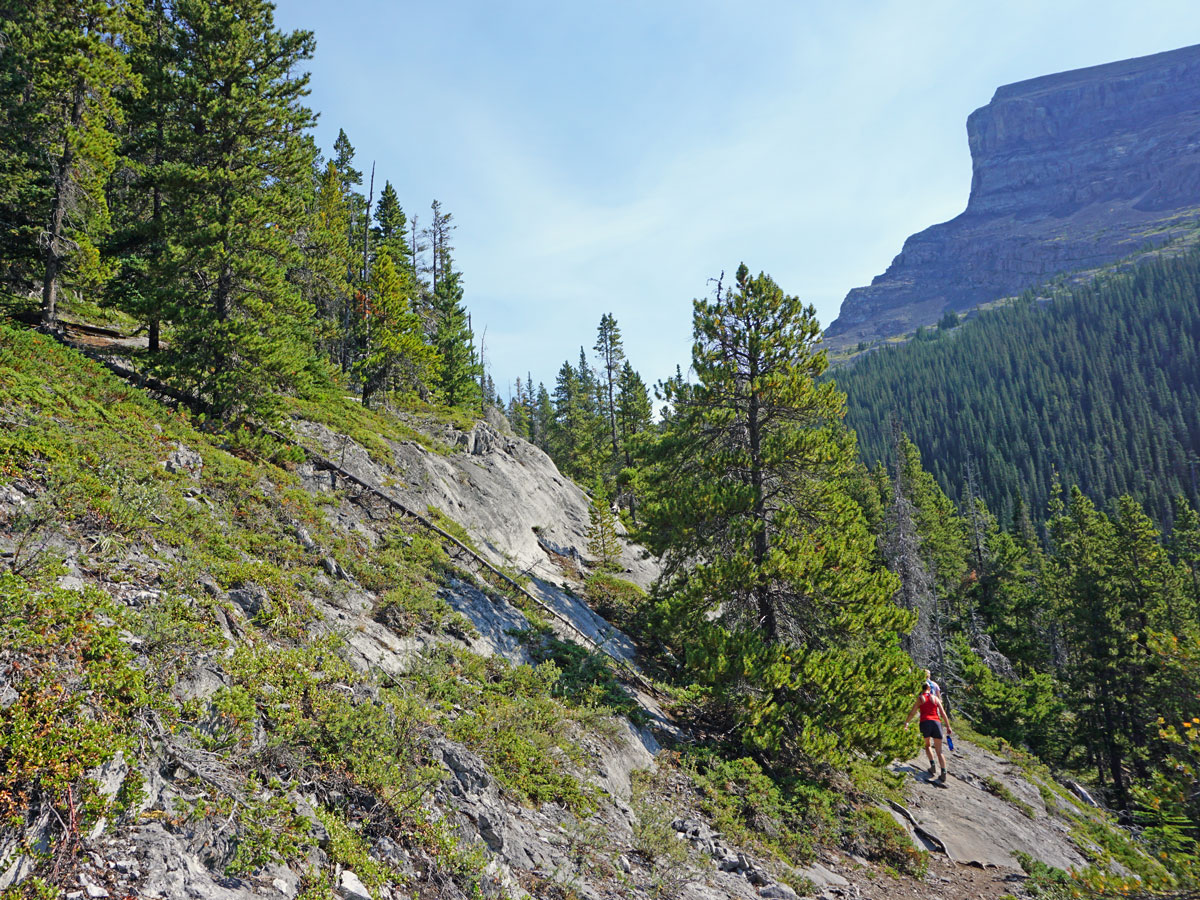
[837,249,1200,528]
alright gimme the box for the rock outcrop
[292,418,660,590]
[826,43,1200,348]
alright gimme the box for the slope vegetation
[0,322,1173,900]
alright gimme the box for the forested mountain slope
[837,249,1200,526]
[1,321,1155,900]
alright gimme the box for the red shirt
[919,692,940,722]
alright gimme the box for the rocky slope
[0,323,1165,899]
[826,42,1200,349]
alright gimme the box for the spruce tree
[594,313,625,455]
[616,360,653,467]
[507,377,531,439]
[373,180,412,275]
[1046,487,1134,811]
[532,382,554,451]
[586,480,622,572]
[105,0,180,353]
[156,0,319,419]
[431,266,480,411]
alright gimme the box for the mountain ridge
[825,42,1200,348]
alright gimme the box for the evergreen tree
[0,3,45,292]
[884,459,939,670]
[156,0,319,419]
[532,382,554,451]
[642,264,915,763]
[1169,498,1200,616]
[331,128,362,196]
[586,480,622,572]
[431,266,479,411]
[354,252,433,406]
[507,377,531,439]
[616,360,653,467]
[422,199,454,298]
[8,0,142,327]
[594,313,625,455]
[615,360,653,522]
[104,0,177,352]
[838,250,1200,528]
[372,180,411,275]
[1046,487,1137,811]
[550,359,582,468]
[306,160,355,359]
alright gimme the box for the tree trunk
[41,80,88,329]
[747,355,776,641]
[1099,683,1129,812]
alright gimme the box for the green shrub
[1013,852,1075,900]
[0,574,150,831]
[583,572,646,626]
[410,648,598,814]
[518,629,645,724]
[684,751,831,866]
[841,806,927,877]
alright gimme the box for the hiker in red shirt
[905,684,953,783]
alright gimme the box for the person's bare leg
[933,738,947,777]
[925,737,936,774]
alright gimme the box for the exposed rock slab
[293,419,660,590]
[827,43,1200,348]
[891,738,1086,871]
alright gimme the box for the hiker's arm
[939,700,953,731]
[904,700,919,727]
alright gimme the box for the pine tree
[0,3,45,292]
[10,0,143,327]
[642,264,915,763]
[306,160,355,356]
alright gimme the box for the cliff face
[826,43,1200,348]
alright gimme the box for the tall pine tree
[642,264,915,763]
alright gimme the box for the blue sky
[273,0,1199,399]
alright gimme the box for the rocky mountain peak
[825,43,1200,349]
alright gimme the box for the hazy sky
[273,0,1198,397]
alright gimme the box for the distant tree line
[837,251,1200,530]
[503,312,654,519]
[0,0,481,420]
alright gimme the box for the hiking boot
[927,761,937,777]
[936,769,947,784]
